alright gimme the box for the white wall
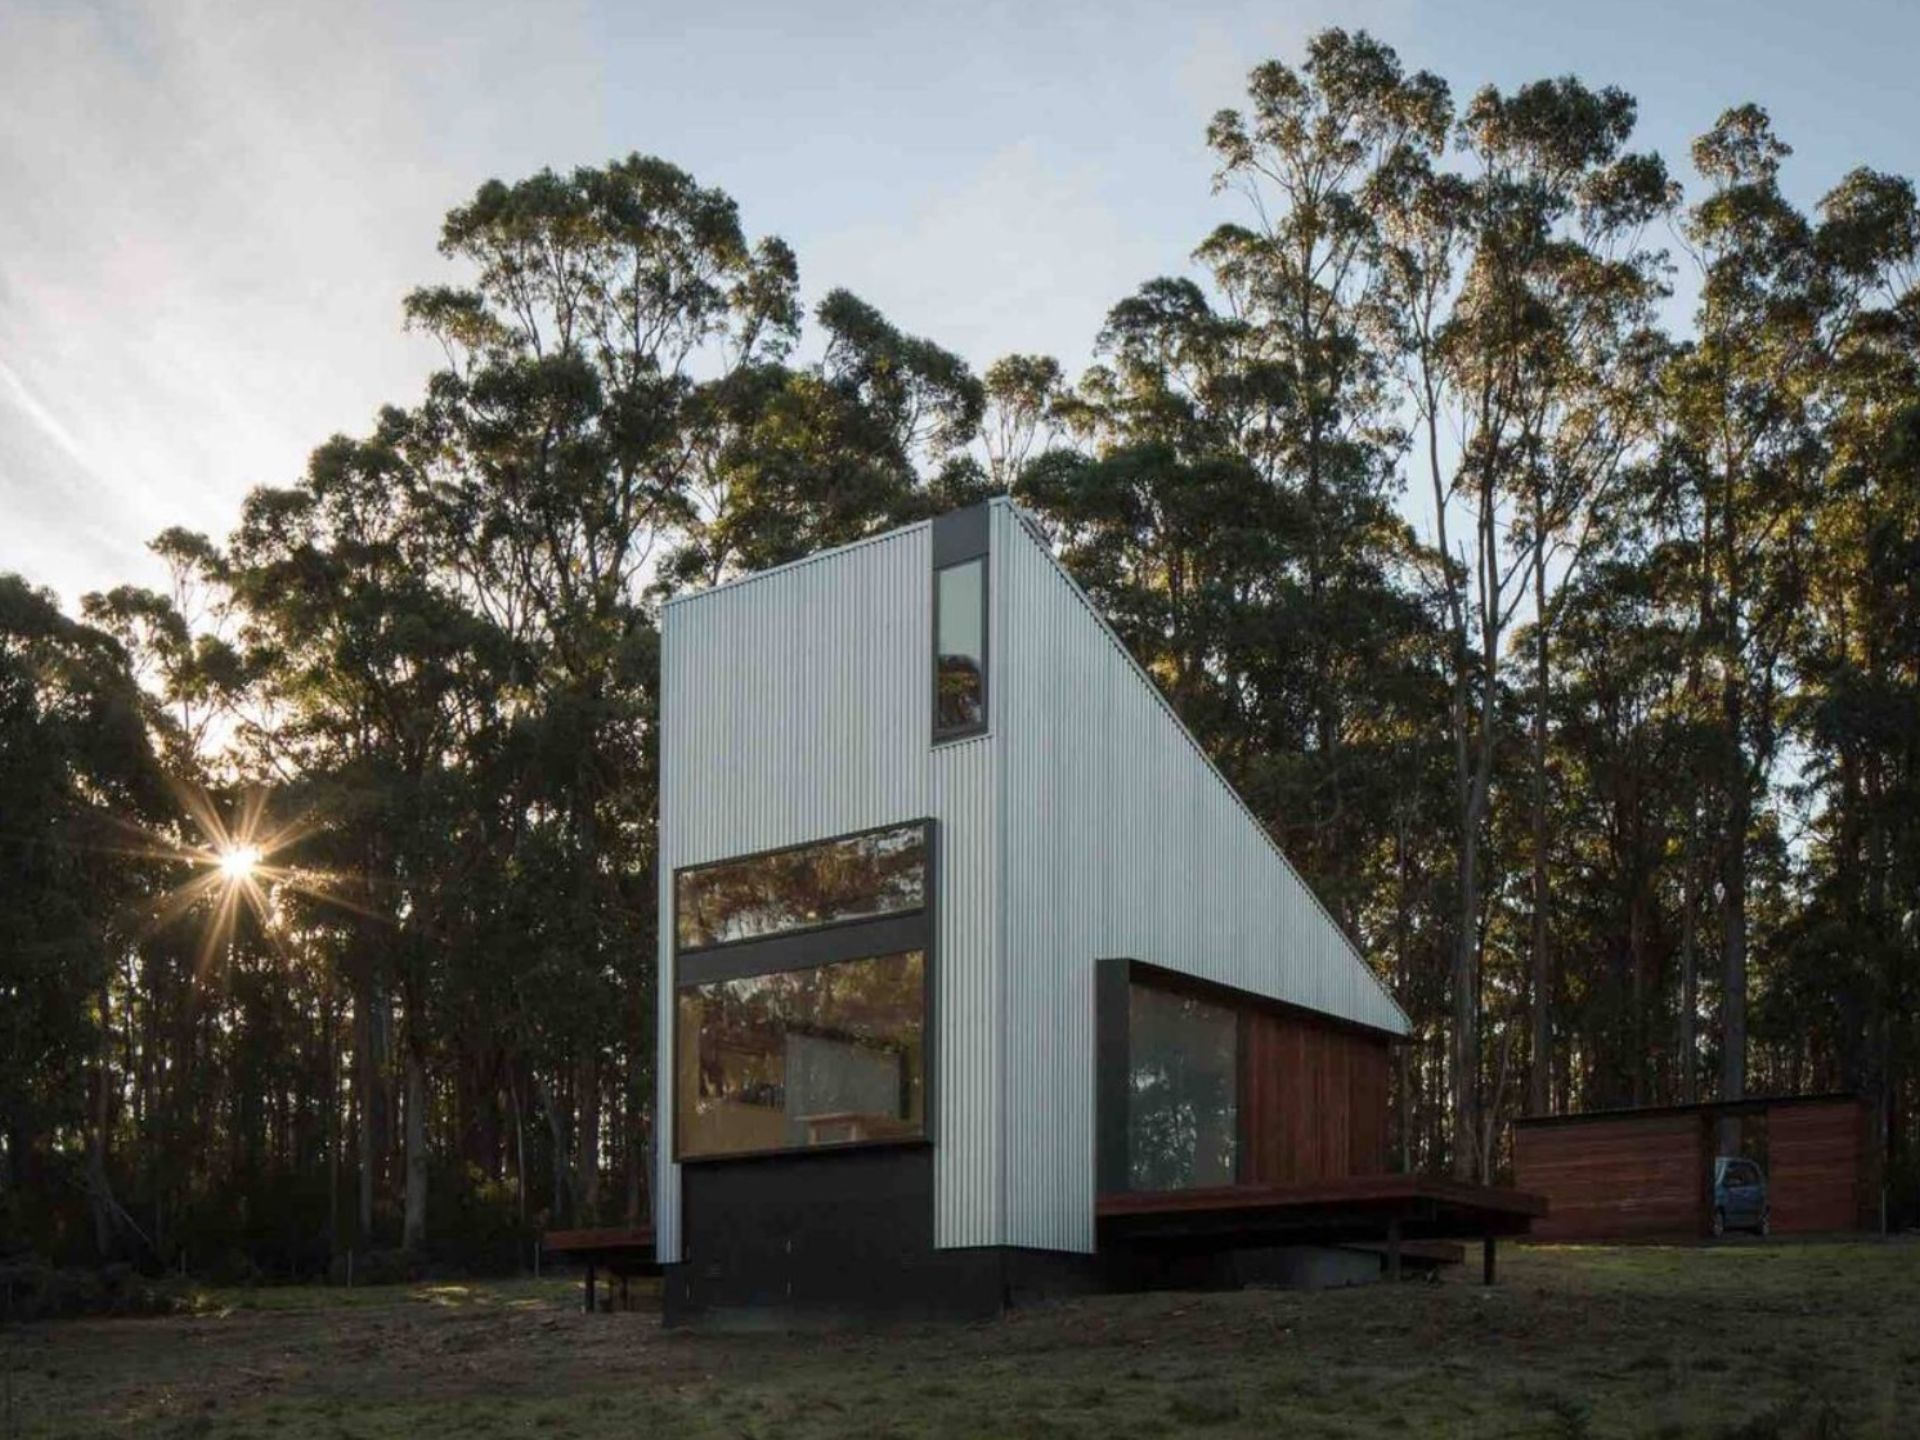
[653,517,1006,1260]
[998,509,1407,1253]
[655,499,1402,1261]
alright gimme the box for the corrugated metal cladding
[999,509,1408,1253]
[652,519,1005,1261]
[653,499,1399,1261]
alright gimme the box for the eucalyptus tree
[80,529,243,773]
[981,353,1068,490]
[1015,276,1274,756]
[0,575,174,1256]
[1660,107,1830,1124]
[227,416,507,1247]
[1192,34,1448,900]
[403,155,802,1224]
[1540,548,1701,1107]
[1368,71,1674,1172]
[1787,166,1920,1160]
[1016,38,1457,1132]
[669,286,986,585]
[1465,82,1676,1118]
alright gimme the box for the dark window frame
[670,819,939,1168]
[932,556,989,742]
[930,503,991,744]
[672,947,930,1165]
[1095,957,1399,1196]
[673,819,931,956]
[1101,961,1244,1196]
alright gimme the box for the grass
[2,1239,1914,1438]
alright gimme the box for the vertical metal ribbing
[655,499,1397,1264]
[653,520,1006,1258]
[997,509,1406,1254]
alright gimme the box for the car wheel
[1711,1207,1726,1238]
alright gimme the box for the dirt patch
[2,1241,1913,1438]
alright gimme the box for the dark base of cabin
[661,1148,1462,1326]
[664,1147,1112,1326]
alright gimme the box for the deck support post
[584,1262,596,1313]
[620,1274,630,1311]
[1482,1234,1496,1287]
[1386,1219,1402,1282]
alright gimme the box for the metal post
[1386,1219,1402,1282]
[1482,1234,1496,1286]
[584,1262,596,1314]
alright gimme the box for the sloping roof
[996,499,1409,1036]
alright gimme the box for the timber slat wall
[1512,1113,1707,1241]
[1242,1012,1390,1184]
[1513,1096,1876,1241]
[1769,1100,1867,1234]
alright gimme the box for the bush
[326,1246,425,1287]
[0,1256,186,1321]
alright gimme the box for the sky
[4,0,1918,609]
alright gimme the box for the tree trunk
[1630,885,1648,1108]
[1678,816,1700,1105]
[1528,520,1551,1116]
[1719,687,1749,1129]
[509,1067,528,1223]
[576,1051,601,1223]
[325,975,339,1258]
[538,1069,570,1224]
[89,983,117,1260]
[1452,828,1481,1180]
[402,1043,428,1251]
[354,979,389,1241]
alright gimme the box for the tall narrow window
[934,557,986,737]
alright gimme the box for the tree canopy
[4,31,1917,1272]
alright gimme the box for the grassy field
[3,1239,1915,1439]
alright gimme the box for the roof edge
[1005,505,1411,1037]
[661,517,936,610]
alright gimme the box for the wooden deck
[1096,1175,1548,1284]
[542,1225,659,1312]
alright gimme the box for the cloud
[0,0,599,607]
[0,0,1442,613]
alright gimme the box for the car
[1712,1156,1769,1237]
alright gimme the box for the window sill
[932,726,989,747]
[673,1135,932,1167]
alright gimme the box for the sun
[218,844,262,883]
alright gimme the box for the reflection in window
[935,558,985,734]
[675,824,927,950]
[676,951,926,1159]
[1128,983,1238,1191]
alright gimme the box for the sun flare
[218,844,262,883]
[89,779,370,982]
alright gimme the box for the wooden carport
[1512,1094,1881,1241]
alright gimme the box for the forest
[3,28,1916,1277]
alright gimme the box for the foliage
[3,33,1918,1271]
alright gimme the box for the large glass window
[934,558,986,736]
[1127,983,1238,1191]
[674,823,927,951]
[675,951,927,1160]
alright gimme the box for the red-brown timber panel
[1242,1011,1390,1184]
[1513,1114,1708,1241]
[1768,1100,1865,1234]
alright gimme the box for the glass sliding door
[1125,982,1239,1191]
